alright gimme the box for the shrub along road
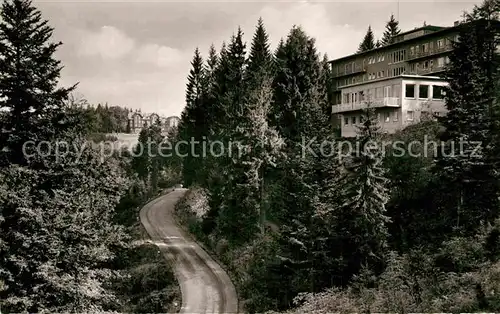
[139,188,239,313]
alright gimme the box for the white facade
[332,75,448,137]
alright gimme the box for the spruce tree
[434,1,500,234]
[178,48,206,186]
[217,20,282,241]
[204,44,218,101]
[335,106,390,279]
[269,26,334,298]
[319,54,333,117]
[246,17,273,83]
[380,14,401,46]
[357,26,376,52]
[201,31,248,239]
[0,0,76,166]
[271,26,327,143]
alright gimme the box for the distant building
[127,110,180,135]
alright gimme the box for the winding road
[139,188,239,314]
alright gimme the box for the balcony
[332,97,401,114]
[406,44,453,61]
[334,63,366,78]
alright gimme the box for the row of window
[367,54,385,64]
[408,56,450,73]
[342,83,445,103]
[344,111,400,126]
[336,35,457,73]
[343,84,401,104]
[368,71,386,80]
[344,110,445,127]
[408,37,454,56]
[405,84,445,99]
[338,57,451,87]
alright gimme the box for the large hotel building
[330,22,464,137]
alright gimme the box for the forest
[0,0,499,312]
[173,0,500,312]
[0,0,181,312]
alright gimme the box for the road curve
[139,188,239,314]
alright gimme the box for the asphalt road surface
[139,188,239,314]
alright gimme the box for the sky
[33,0,483,117]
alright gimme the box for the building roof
[395,25,448,39]
[328,24,460,64]
[329,19,500,65]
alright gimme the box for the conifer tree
[178,48,206,186]
[434,1,500,234]
[271,26,327,144]
[335,106,390,278]
[0,0,76,165]
[319,54,333,117]
[202,31,248,238]
[217,20,283,241]
[246,17,273,83]
[204,44,218,100]
[357,26,376,52]
[268,26,334,298]
[380,14,401,46]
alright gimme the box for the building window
[351,116,356,124]
[433,85,445,99]
[405,84,415,98]
[437,39,444,48]
[438,57,445,67]
[384,112,390,122]
[384,85,392,98]
[393,111,399,122]
[410,46,415,55]
[407,110,414,121]
[344,116,349,125]
[419,84,429,98]
[376,87,383,99]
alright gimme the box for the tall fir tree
[0,0,76,166]
[178,48,206,186]
[217,19,283,242]
[246,17,273,84]
[268,26,335,302]
[380,14,401,46]
[202,30,248,238]
[357,26,376,52]
[434,0,500,234]
[334,106,390,280]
